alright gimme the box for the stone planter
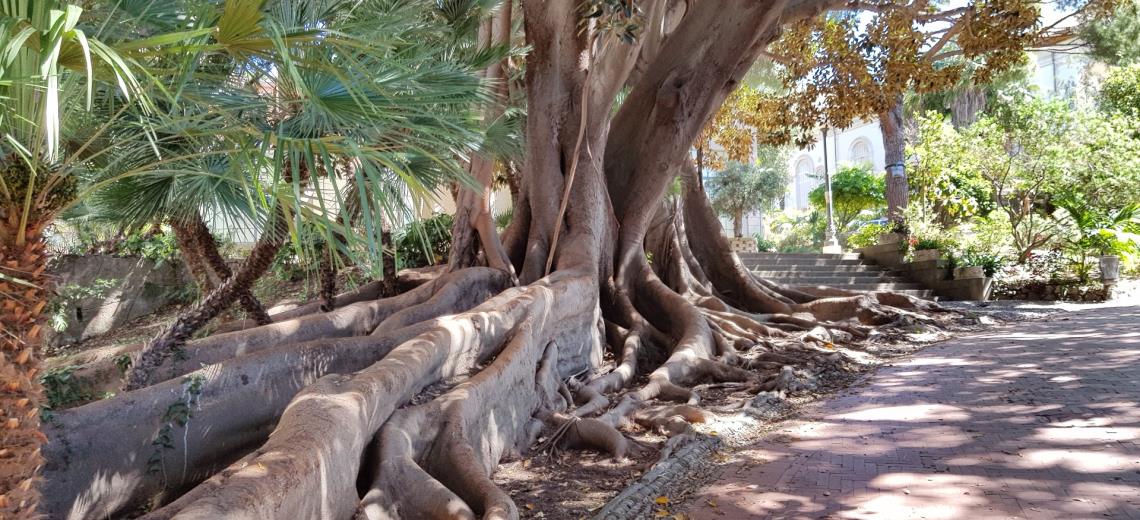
[912,248,940,262]
[954,266,985,279]
[729,236,757,253]
[878,232,904,246]
[1100,255,1120,283]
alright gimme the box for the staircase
[739,252,935,299]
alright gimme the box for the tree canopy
[808,163,886,232]
[1081,0,1140,65]
[1099,64,1140,116]
[708,156,790,237]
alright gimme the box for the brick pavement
[686,306,1140,519]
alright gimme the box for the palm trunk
[0,214,50,517]
[125,210,289,390]
[319,249,338,312]
[381,226,398,298]
[880,98,908,225]
[170,220,218,294]
[189,214,271,325]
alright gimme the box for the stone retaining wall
[992,280,1111,302]
[45,254,193,346]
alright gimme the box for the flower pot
[912,248,940,262]
[954,266,985,279]
[1099,255,1120,283]
[878,232,904,246]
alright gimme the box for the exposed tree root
[207,267,441,335]
[50,268,483,403]
[41,268,509,520]
[144,273,597,520]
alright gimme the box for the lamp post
[821,126,842,254]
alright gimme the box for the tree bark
[733,210,743,238]
[170,220,219,294]
[948,85,986,129]
[448,0,515,276]
[187,213,271,324]
[880,98,908,225]
[0,211,50,518]
[124,210,289,390]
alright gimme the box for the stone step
[762,275,912,284]
[789,282,927,291]
[753,269,885,278]
[738,252,862,261]
[743,259,867,268]
[738,252,939,300]
[747,264,883,272]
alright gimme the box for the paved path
[686,306,1140,519]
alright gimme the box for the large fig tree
[23,0,1100,519]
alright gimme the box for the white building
[724,41,1101,239]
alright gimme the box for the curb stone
[592,433,723,519]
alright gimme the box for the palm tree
[108,0,492,389]
[0,2,158,513]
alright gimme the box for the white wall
[782,119,884,212]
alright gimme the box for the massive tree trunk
[36,2,951,518]
[880,98,908,225]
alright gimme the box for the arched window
[849,138,872,166]
[794,156,814,209]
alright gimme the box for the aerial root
[699,306,786,339]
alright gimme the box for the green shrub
[807,164,885,233]
[954,248,1005,277]
[911,237,947,251]
[119,229,179,265]
[768,210,822,253]
[847,223,888,249]
[395,214,454,268]
[1099,64,1140,117]
[753,234,777,252]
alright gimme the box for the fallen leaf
[655,496,671,505]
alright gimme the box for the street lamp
[821,126,842,254]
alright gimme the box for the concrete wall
[45,255,193,346]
